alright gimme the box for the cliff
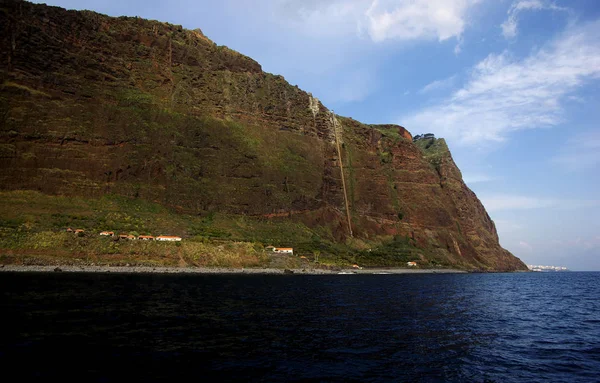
[0,1,527,271]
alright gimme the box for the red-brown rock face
[0,1,527,270]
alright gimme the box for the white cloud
[493,219,523,232]
[403,21,600,145]
[480,195,600,212]
[571,236,600,251]
[276,0,363,38]
[266,0,485,105]
[519,240,533,252]
[418,75,457,94]
[454,39,463,55]
[365,0,482,42]
[546,236,600,251]
[462,173,495,184]
[481,195,557,212]
[277,0,484,43]
[501,0,568,39]
[552,130,600,171]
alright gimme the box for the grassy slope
[0,190,450,269]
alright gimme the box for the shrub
[31,231,68,249]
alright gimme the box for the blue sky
[33,0,600,270]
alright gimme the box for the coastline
[0,265,467,275]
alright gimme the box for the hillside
[0,1,527,271]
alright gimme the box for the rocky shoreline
[0,265,467,275]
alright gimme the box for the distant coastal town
[527,265,570,272]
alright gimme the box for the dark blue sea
[1,272,599,382]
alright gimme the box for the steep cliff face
[0,1,527,270]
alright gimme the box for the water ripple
[1,272,599,382]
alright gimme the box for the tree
[313,250,320,263]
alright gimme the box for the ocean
[1,272,599,382]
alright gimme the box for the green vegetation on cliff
[414,137,455,178]
[0,190,449,269]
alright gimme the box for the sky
[33,0,600,270]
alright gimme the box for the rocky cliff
[0,1,527,270]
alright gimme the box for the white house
[156,235,182,242]
[274,247,293,255]
[407,261,417,267]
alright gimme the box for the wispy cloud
[573,236,600,251]
[234,0,487,106]
[493,219,524,233]
[501,0,568,39]
[518,240,533,252]
[403,21,600,145]
[462,173,496,184]
[544,236,600,251]
[454,38,464,55]
[552,130,600,171]
[277,0,484,43]
[561,236,600,251]
[418,75,457,94]
[481,195,557,212]
[480,194,600,212]
[365,0,483,42]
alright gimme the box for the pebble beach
[0,265,466,274]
